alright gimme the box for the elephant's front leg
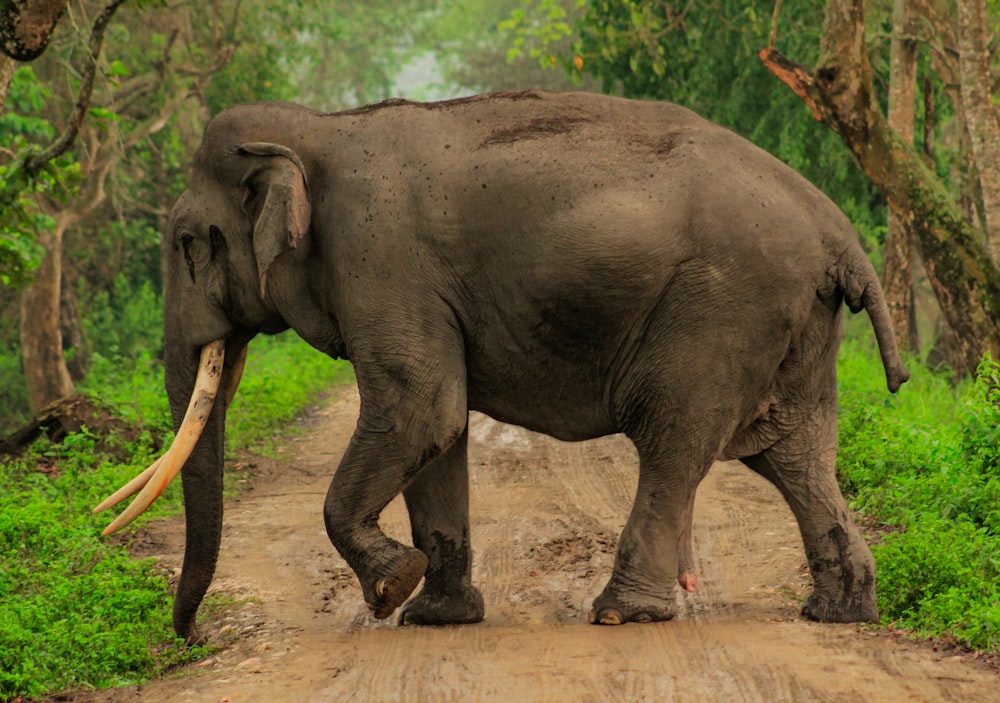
[399,428,485,625]
[323,342,468,620]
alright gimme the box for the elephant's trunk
[165,337,247,645]
[92,340,242,533]
[171,354,228,645]
[92,337,242,643]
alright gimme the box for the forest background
[1,0,1000,698]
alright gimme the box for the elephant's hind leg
[676,496,698,593]
[742,400,877,623]
[590,426,715,625]
[399,427,485,625]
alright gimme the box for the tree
[0,0,124,292]
[957,0,1000,264]
[273,0,442,111]
[4,0,505,428]
[883,0,919,353]
[10,0,237,413]
[0,0,69,60]
[12,0,129,412]
[429,0,594,94]
[760,0,1000,375]
[0,0,70,105]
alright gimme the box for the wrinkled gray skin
[164,90,908,645]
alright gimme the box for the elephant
[95,90,908,645]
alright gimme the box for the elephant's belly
[466,370,618,442]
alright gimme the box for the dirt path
[76,386,998,703]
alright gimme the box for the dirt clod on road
[71,387,999,703]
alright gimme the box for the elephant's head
[93,119,316,643]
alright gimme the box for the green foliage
[499,0,582,67]
[246,0,443,111]
[0,432,190,698]
[0,334,352,698]
[205,41,298,114]
[226,333,355,453]
[0,343,30,433]
[0,67,81,288]
[875,517,1000,649]
[421,0,592,95]
[838,335,1000,650]
[82,275,164,364]
[79,352,171,435]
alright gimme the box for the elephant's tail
[833,244,910,393]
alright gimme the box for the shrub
[837,334,1000,650]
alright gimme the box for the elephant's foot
[800,526,877,623]
[361,547,428,620]
[588,584,676,625]
[398,581,485,626]
[801,587,877,623]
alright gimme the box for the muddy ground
[67,385,998,702]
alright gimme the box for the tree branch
[758,47,821,119]
[23,0,128,176]
[768,0,783,48]
[42,65,193,223]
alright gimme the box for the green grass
[0,332,352,699]
[837,328,1000,650]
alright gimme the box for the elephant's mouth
[94,339,246,535]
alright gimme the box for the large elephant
[96,90,908,645]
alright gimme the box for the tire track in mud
[69,387,1000,703]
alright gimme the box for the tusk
[97,339,226,535]
[225,345,248,407]
[92,456,163,514]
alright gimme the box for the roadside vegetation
[0,334,352,699]
[838,326,1000,651]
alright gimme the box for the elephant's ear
[237,142,311,298]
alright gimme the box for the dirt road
[77,386,998,703]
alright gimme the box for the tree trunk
[60,268,90,381]
[0,51,13,107]
[957,0,1000,264]
[759,0,1000,376]
[20,215,74,413]
[883,0,919,352]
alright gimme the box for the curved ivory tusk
[94,343,246,517]
[225,345,248,407]
[97,339,226,536]
[92,456,164,514]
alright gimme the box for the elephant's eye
[209,225,226,260]
[180,233,197,282]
